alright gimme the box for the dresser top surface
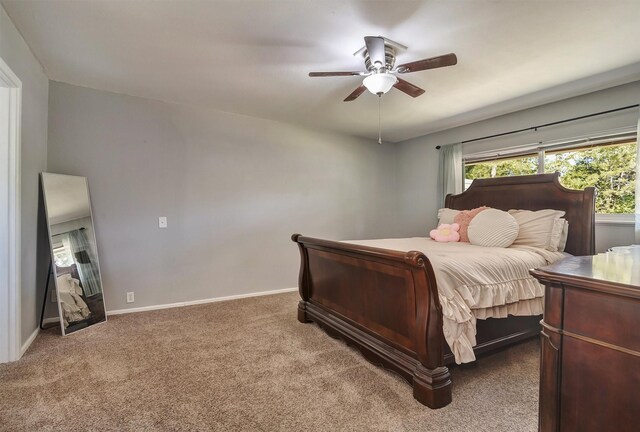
[532,245,640,293]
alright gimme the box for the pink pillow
[454,206,489,242]
[430,223,460,242]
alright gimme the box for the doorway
[0,56,22,363]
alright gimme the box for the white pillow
[557,220,569,252]
[508,209,566,251]
[437,208,460,225]
[467,209,519,248]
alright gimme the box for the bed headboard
[445,173,595,256]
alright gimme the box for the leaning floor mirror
[41,173,107,335]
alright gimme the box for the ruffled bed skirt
[441,278,545,365]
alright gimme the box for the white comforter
[344,238,566,364]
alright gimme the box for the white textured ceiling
[4,0,640,142]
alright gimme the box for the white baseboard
[20,327,40,357]
[18,318,60,359]
[107,287,298,316]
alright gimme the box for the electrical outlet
[158,216,167,228]
[126,292,135,303]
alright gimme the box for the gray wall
[396,81,640,252]
[0,6,49,346]
[47,82,398,312]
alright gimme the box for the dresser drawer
[564,286,640,353]
[560,337,640,432]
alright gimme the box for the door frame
[0,56,22,363]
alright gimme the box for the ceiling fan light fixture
[363,73,397,95]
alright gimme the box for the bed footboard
[292,234,452,408]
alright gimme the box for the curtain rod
[435,104,639,149]
[465,131,636,164]
[52,227,85,236]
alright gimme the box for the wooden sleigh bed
[292,173,595,408]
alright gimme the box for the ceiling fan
[309,36,457,101]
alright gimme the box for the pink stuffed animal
[430,223,460,242]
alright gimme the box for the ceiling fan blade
[344,85,367,102]
[309,71,363,77]
[393,78,425,97]
[396,53,457,73]
[364,36,386,69]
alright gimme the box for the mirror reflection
[41,173,106,335]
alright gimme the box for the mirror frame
[40,172,107,335]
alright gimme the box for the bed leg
[297,300,311,323]
[413,365,452,408]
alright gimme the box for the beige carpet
[0,292,539,431]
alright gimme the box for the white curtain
[60,235,74,268]
[438,143,464,206]
[634,109,640,244]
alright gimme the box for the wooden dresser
[530,246,640,432]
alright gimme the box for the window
[464,139,637,214]
[52,244,74,268]
[465,154,538,189]
[545,141,636,214]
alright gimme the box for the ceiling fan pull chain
[378,95,382,145]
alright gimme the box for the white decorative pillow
[467,209,520,248]
[508,209,566,251]
[437,208,460,225]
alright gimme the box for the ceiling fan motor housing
[364,45,396,72]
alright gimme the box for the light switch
[158,216,167,228]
